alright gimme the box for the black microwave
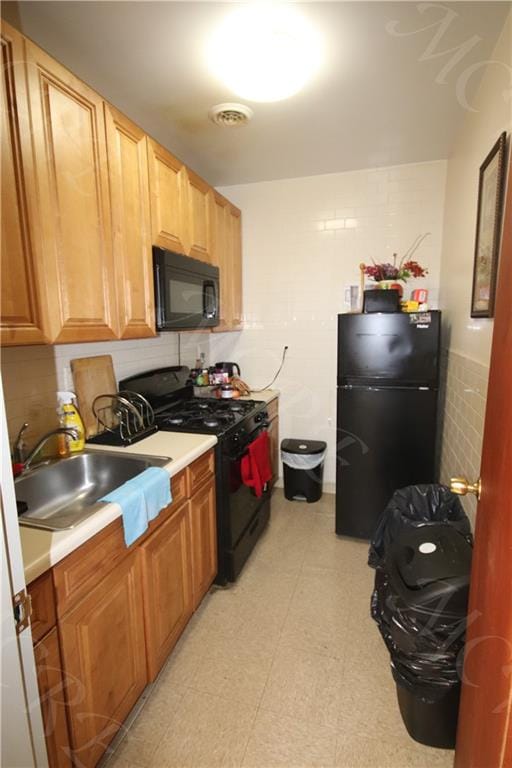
[153,247,219,330]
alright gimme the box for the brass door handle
[450,476,481,500]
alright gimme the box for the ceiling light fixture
[205,4,324,103]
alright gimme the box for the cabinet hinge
[13,589,32,635]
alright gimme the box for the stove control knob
[232,432,241,443]
[255,411,268,423]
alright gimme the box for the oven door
[224,431,269,547]
[154,248,219,330]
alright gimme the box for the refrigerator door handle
[340,384,436,391]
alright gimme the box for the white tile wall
[438,350,489,527]
[213,160,448,487]
[1,332,210,449]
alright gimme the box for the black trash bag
[368,484,472,570]
[369,487,472,705]
[370,568,468,703]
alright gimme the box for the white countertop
[240,389,279,405]
[21,431,217,585]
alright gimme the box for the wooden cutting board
[71,355,117,438]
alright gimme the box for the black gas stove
[156,397,262,435]
[119,366,271,583]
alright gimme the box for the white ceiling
[4,1,510,186]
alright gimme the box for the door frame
[454,152,512,766]
[0,378,47,767]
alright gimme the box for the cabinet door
[267,417,280,489]
[1,23,49,345]
[184,168,212,263]
[211,192,233,331]
[105,104,156,339]
[228,205,243,330]
[139,501,193,681]
[189,477,217,610]
[25,41,118,343]
[28,571,56,645]
[212,196,243,333]
[147,137,187,254]
[34,628,72,768]
[59,554,146,767]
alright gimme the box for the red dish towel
[241,431,273,497]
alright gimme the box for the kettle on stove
[215,362,241,378]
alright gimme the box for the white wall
[438,12,512,525]
[439,12,512,366]
[1,332,209,450]
[212,160,447,487]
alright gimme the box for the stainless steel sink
[16,450,171,531]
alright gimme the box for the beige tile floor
[105,491,454,768]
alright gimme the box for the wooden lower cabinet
[139,501,194,681]
[34,628,72,768]
[28,450,216,767]
[190,478,217,610]
[58,553,147,767]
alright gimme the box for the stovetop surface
[156,397,263,436]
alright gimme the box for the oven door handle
[230,447,249,462]
[230,427,269,461]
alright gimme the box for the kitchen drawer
[266,398,279,421]
[28,571,56,644]
[53,519,128,617]
[186,450,214,495]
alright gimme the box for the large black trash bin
[281,439,326,503]
[369,485,473,749]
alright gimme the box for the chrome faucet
[13,422,29,463]
[22,428,80,473]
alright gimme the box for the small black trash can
[281,439,326,503]
[369,485,473,750]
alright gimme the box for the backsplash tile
[1,332,209,450]
[438,350,489,527]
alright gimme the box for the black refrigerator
[336,311,441,539]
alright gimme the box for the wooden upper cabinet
[104,104,156,339]
[211,192,231,331]
[147,137,187,254]
[183,168,212,263]
[0,23,49,345]
[25,40,118,343]
[228,205,243,330]
[212,193,243,332]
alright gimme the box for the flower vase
[377,280,404,298]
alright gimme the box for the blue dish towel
[101,467,172,547]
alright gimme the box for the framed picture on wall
[471,131,508,318]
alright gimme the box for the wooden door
[454,156,512,768]
[25,40,118,343]
[105,104,156,339]
[34,628,72,768]
[0,22,49,345]
[139,501,193,681]
[58,553,146,767]
[228,205,243,330]
[189,478,217,610]
[147,137,187,254]
[184,168,212,263]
